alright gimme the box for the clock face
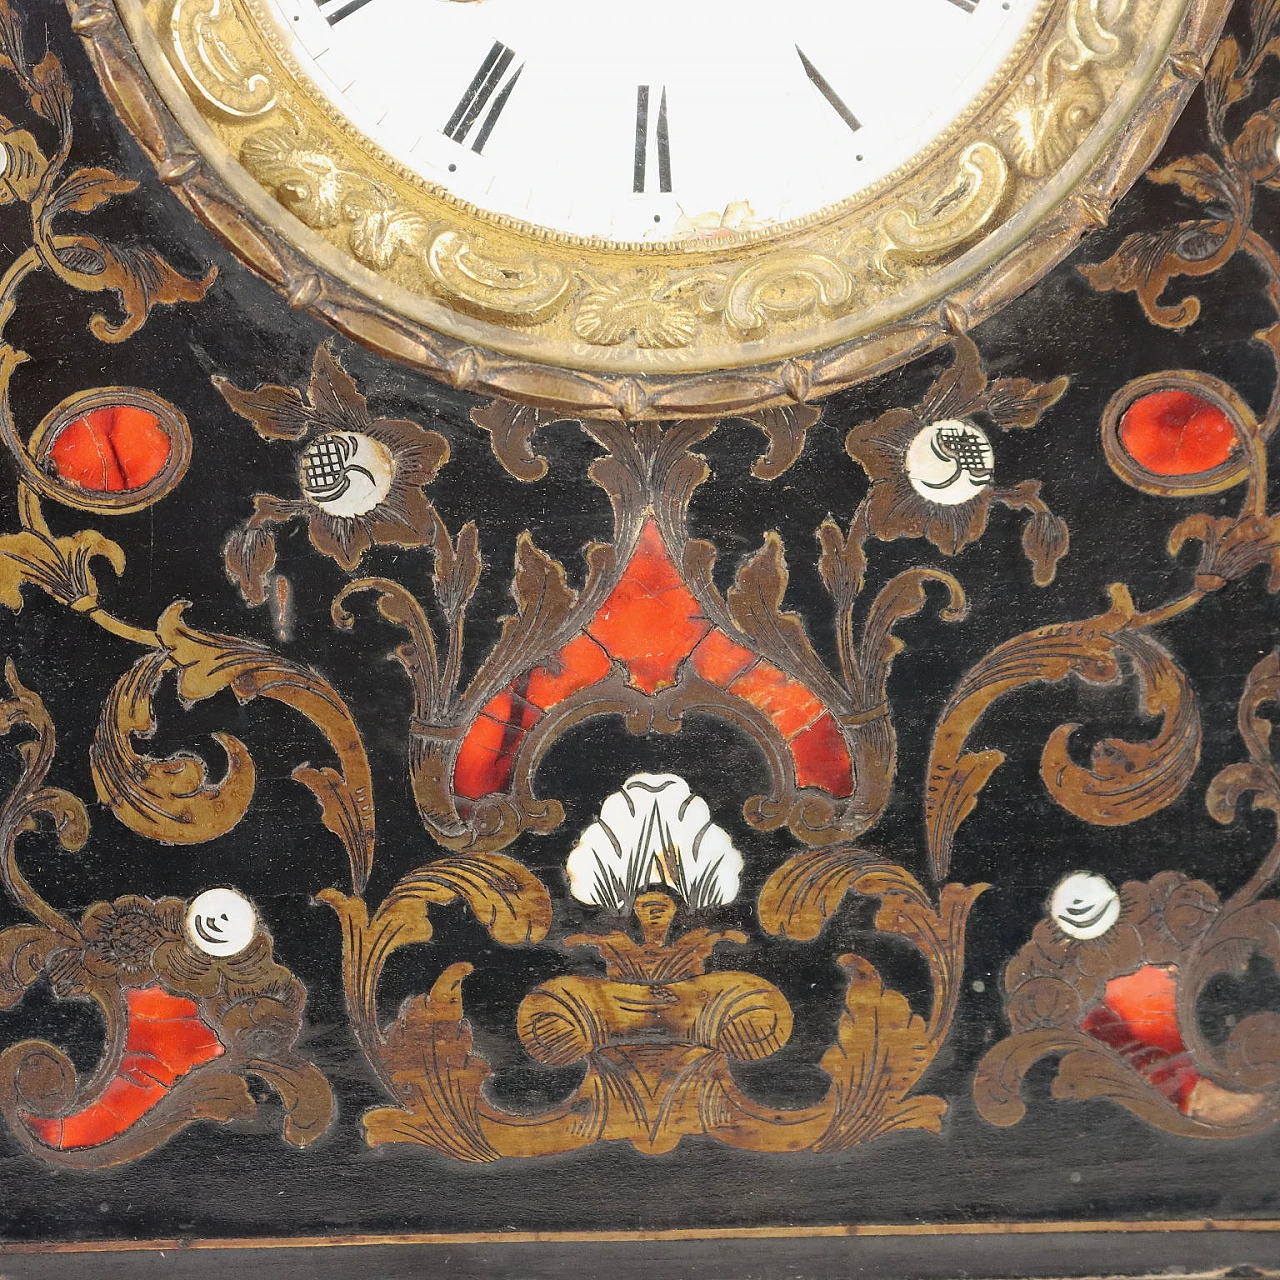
[265,0,1041,243]
[103,0,1212,413]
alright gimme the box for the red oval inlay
[1119,390,1238,477]
[48,405,172,493]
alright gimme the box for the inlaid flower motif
[1021,872,1220,1005]
[55,894,183,989]
[216,344,449,605]
[844,336,1070,584]
[566,773,743,912]
[47,892,277,1001]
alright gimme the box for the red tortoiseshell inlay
[452,517,854,801]
[24,985,223,1149]
[525,634,612,710]
[47,405,172,493]
[728,661,826,740]
[690,631,853,797]
[1119,391,1238,477]
[690,629,756,688]
[1081,964,1201,1111]
[587,520,711,696]
[789,715,853,795]
[453,677,540,801]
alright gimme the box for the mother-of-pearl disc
[1049,872,1122,941]
[185,887,258,958]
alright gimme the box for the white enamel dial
[263,0,1040,244]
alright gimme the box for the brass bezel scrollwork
[71,0,1227,416]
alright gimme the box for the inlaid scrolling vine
[0,0,344,1162]
[0,0,1275,1169]
[968,0,1280,1136]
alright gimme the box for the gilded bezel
[73,0,1228,417]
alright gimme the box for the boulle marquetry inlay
[0,0,1279,1267]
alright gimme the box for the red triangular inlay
[451,518,855,800]
[586,519,711,696]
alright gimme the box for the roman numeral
[443,41,524,153]
[318,0,376,24]
[944,0,980,11]
[797,47,861,134]
[633,85,671,194]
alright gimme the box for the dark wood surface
[6,1229,1280,1279]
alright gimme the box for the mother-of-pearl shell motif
[185,887,258,958]
[566,773,742,911]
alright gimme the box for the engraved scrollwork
[0,667,334,1166]
[925,586,1204,880]
[998,0,1132,177]
[872,143,1010,277]
[169,0,275,119]
[7,0,1279,1191]
[0,15,389,1166]
[955,1,1280,1143]
[322,774,984,1160]
[973,647,1280,1140]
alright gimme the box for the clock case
[0,0,1278,1275]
